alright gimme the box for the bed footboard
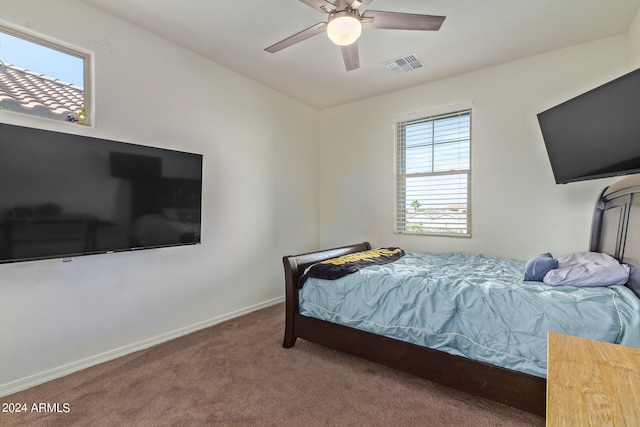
[282,242,371,348]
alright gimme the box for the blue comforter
[299,252,640,378]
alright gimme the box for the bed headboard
[590,174,640,298]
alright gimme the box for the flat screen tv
[537,67,640,184]
[0,122,202,264]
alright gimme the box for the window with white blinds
[395,109,471,236]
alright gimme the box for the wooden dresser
[546,332,640,426]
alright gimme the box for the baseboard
[0,296,284,398]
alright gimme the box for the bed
[282,175,640,416]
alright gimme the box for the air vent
[383,53,423,74]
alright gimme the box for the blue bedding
[299,252,640,378]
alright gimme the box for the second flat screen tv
[0,123,203,264]
[537,67,640,184]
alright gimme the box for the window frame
[0,22,92,125]
[394,104,472,237]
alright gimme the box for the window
[0,25,90,124]
[395,108,471,236]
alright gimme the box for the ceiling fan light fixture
[327,10,362,46]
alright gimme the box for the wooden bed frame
[282,175,640,417]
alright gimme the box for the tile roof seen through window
[0,62,84,122]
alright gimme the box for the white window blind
[395,109,471,236]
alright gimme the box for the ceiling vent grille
[383,53,423,74]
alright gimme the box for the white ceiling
[82,0,640,109]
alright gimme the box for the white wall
[317,35,634,261]
[0,0,318,395]
[629,7,640,66]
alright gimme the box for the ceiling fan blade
[298,0,337,13]
[265,22,327,53]
[347,0,373,11]
[341,42,359,71]
[362,10,445,31]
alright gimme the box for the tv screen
[537,67,640,184]
[0,123,202,263]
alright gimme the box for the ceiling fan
[264,0,445,71]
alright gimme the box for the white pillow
[543,252,630,287]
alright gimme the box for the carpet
[1,303,544,426]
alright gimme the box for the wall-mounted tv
[0,123,202,264]
[537,67,640,184]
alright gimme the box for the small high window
[395,107,472,236]
[0,25,90,124]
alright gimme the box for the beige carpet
[1,303,544,426]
